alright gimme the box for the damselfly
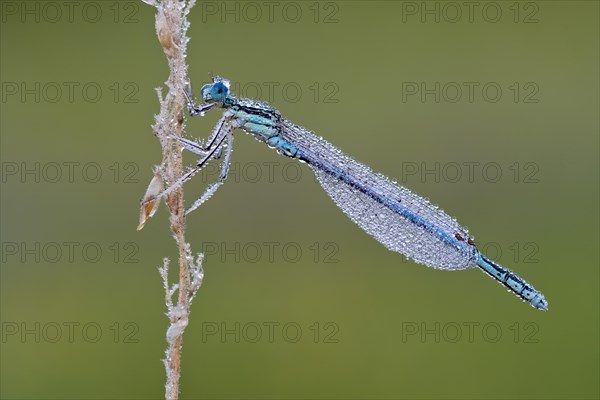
[145,77,548,311]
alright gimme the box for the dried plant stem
[140,1,199,399]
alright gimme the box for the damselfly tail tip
[477,255,549,312]
[532,294,548,312]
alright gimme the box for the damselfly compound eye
[210,82,229,101]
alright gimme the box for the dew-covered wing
[280,120,479,270]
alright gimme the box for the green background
[1,1,598,399]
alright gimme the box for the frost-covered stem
[160,253,204,400]
[143,0,199,399]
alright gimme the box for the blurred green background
[1,1,598,399]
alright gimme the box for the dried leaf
[137,170,164,231]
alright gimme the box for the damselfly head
[200,77,231,103]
